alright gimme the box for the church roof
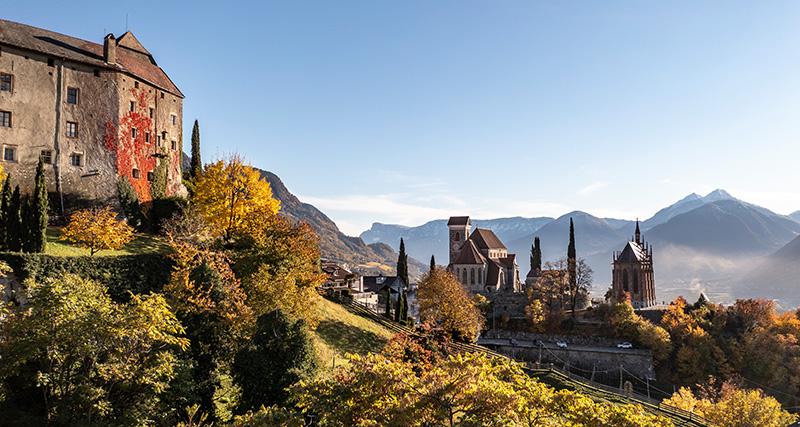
[617,241,648,263]
[0,19,183,97]
[452,239,486,265]
[448,216,471,226]
[486,259,504,287]
[498,254,516,269]
[470,228,506,251]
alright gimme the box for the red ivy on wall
[104,88,160,202]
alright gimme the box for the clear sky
[8,1,800,235]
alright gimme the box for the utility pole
[619,365,623,390]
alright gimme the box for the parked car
[556,341,568,348]
[509,338,517,346]
[617,342,633,349]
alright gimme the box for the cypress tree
[530,236,541,273]
[0,176,11,250]
[7,185,22,252]
[396,238,409,288]
[21,197,32,252]
[190,119,202,179]
[384,286,392,318]
[28,157,48,252]
[430,254,436,272]
[567,218,577,317]
[394,288,404,322]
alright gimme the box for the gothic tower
[447,216,471,265]
[611,220,657,308]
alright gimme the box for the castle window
[93,69,100,77]
[470,268,475,285]
[67,87,79,105]
[171,114,177,125]
[132,168,141,179]
[130,101,135,112]
[0,74,12,92]
[160,92,164,99]
[149,108,154,118]
[70,153,83,167]
[147,171,155,182]
[40,150,53,164]
[156,135,161,146]
[3,146,16,162]
[0,111,10,127]
[131,127,137,139]
[622,269,629,292]
[47,58,54,67]
[134,81,139,89]
[462,269,467,284]
[171,140,177,150]
[66,121,78,138]
[145,132,151,143]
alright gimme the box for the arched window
[470,268,475,285]
[622,269,629,292]
[633,272,639,293]
[454,232,460,241]
[462,269,467,284]
[478,269,482,284]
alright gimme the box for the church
[611,221,657,308]
[446,216,522,293]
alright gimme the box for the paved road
[477,337,651,356]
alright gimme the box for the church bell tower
[447,216,471,265]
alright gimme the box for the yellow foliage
[192,156,280,239]
[417,268,484,342]
[61,206,134,255]
[664,386,797,427]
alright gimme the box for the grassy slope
[312,298,396,374]
[44,227,170,256]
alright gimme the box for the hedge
[0,253,174,302]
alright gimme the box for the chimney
[103,33,116,64]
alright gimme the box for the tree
[61,206,134,255]
[150,150,169,200]
[530,236,541,273]
[569,258,593,313]
[190,119,202,180]
[397,238,409,287]
[416,269,484,342]
[664,385,797,427]
[394,288,408,323]
[192,156,281,240]
[430,254,436,271]
[233,310,319,412]
[0,274,188,425]
[0,174,10,250]
[24,156,48,252]
[384,286,392,318]
[525,299,546,333]
[292,351,673,427]
[6,185,22,251]
[567,218,577,317]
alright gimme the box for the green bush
[0,253,173,301]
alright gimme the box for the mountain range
[359,189,800,305]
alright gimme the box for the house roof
[321,261,354,282]
[361,275,405,294]
[447,216,471,226]
[452,239,486,265]
[0,19,183,97]
[617,241,648,263]
[470,228,507,251]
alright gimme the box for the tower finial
[634,218,641,244]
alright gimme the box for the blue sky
[8,1,800,234]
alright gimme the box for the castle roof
[0,19,183,97]
[448,216,471,226]
[361,275,405,294]
[452,239,486,265]
[470,228,506,251]
[617,241,648,263]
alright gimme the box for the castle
[0,19,184,212]
[611,221,657,308]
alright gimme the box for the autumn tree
[192,156,280,240]
[0,175,11,250]
[61,206,134,255]
[664,385,797,427]
[417,269,484,342]
[292,351,673,427]
[0,275,188,425]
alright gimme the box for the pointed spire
[634,218,641,244]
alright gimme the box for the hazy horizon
[8,2,800,235]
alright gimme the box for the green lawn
[313,298,396,374]
[44,227,171,257]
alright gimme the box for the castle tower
[447,216,471,264]
[612,220,656,308]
